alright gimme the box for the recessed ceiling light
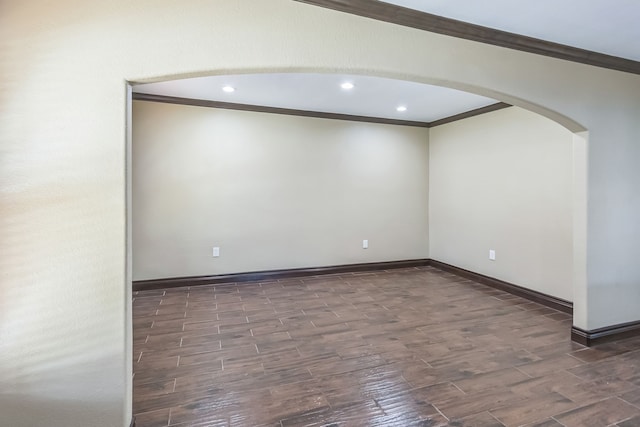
[222,85,235,93]
[396,105,407,112]
[340,82,354,90]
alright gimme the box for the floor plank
[132,266,640,426]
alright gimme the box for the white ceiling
[382,0,640,61]
[134,73,498,123]
[135,1,640,122]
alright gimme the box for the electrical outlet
[489,249,496,261]
[213,247,220,257]
[362,239,369,249]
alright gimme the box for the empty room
[3,1,640,427]
[128,69,636,426]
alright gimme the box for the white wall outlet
[212,246,220,257]
[489,249,496,261]
[362,239,369,249]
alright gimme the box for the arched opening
[127,68,588,307]
[127,70,590,422]
[131,67,588,134]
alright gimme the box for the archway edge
[130,67,587,133]
[129,63,590,333]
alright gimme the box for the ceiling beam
[293,0,640,76]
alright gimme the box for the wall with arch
[2,1,640,426]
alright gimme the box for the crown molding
[132,93,429,128]
[133,93,509,128]
[293,0,640,76]
[428,102,511,127]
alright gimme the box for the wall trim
[133,259,431,291]
[571,321,640,347]
[132,93,430,127]
[134,259,572,315]
[133,93,510,128]
[428,259,573,314]
[428,102,511,127]
[133,258,640,347]
[293,0,640,76]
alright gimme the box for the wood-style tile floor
[133,266,640,427]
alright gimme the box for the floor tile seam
[133,365,224,382]
[484,410,507,426]
[610,414,640,427]
[436,391,527,422]
[431,402,450,422]
[451,410,505,426]
[139,344,247,361]
[132,304,165,310]
[618,395,640,411]
[168,378,268,398]
[448,381,467,395]
[501,411,568,427]
[130,407,170,421]
[548,415,569,426]
[133,386,219,410]
[513,366,534,379]
[551,395,634,423]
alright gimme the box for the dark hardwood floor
[132,266,640,426]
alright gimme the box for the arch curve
[132,66,587,133]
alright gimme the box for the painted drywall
[2,0,640,425]
[132,101,429,280]
[429,107,573,301]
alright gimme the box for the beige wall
[3,0,640,426]
[134,101,574,304]
[133,101,430,280]
[429,107,573,301]
[134,102,573,303]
